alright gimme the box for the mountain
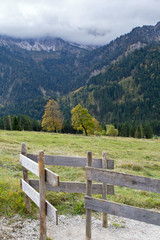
[0,21,160,121]
[62,42,160,124]
[80,21,160,78]
[0,35,93,51]
[0,36,90,111]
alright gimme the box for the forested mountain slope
[61,43,160,123]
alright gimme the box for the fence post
[86,151,92,240]
[38,150,46,240]
[21,142,31,213]
[102,151,108,228]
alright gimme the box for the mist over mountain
[0,21,160,123]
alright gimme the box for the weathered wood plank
[28,154,88,167]
[21,143,31,213]
[22,179,40,207]
[27,153,38,162]
[46,200,58,225]
[84,196,160,226]
[29,180,114,195]
[86,167,160,193]
[20,154,59,187]
[45,168,59,187]
[38,150,46,240]
[21,179,58,223]
[46,155,88,167]
[107,159,114,170]
[102,151,108,228]
[20,154,39,176]
[86,152,92,240]
[27,153,114,169]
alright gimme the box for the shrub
[106,125,119,136]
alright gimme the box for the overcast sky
[0,0,160,45]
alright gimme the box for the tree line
[0,115,42,131]
[0,99,158,139]
[41,99,155,138]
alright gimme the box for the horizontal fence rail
[20,154,59,187]
[85,164,160,240]
[85,196,160,226]
[20,154,39,176]
[86,167,160,193]
[29,179,114,195]
[27,153,114,169]
[21,179,58,224]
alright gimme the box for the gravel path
[0,214,160,240]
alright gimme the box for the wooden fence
[20,144,114,240]
[20,143,59,240]
[85,153,160,240]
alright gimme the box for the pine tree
[144,123,153,139]
[12,116,21,130]
[135,124,144,138]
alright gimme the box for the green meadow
[0,130,160,218]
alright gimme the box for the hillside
[0,21,160,121]
[62,43,160,124]
[0,37,89,102]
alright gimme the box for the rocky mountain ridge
[0,35,93,52]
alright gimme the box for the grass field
[0,130,160,218]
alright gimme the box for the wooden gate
[20,143,114,239]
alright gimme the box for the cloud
[0,0,159,45]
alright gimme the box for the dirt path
[0,214,160,240]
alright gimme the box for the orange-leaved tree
[42,99,63,132]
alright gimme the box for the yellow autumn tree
[71,104,95,136]
[42,99,63,132]
[88,117,102,135]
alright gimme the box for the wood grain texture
[45,168,59,187]
[38,150,46,240]
[85,196,160,226]
[20,154,59,187]
[86,167,160,193]
[21,142,27,155]
[86,151,92,240]
[27,153,114,169]
[46,200,58,225]
[29,180,114,195]
[21,179,58,223]
[21,143,31,213]
[21,179,39,207]
[20,154,39,176]
[102,151,108,228]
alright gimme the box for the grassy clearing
[0,130,160,218]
